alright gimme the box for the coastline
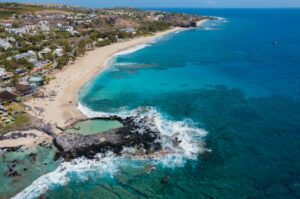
[24,27,185,132]
[22,19,208,135]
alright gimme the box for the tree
[56,54,69,69]
[44,52,54,62]
[10,74,19,86]
[77,39,87,55]
[17,58,34,70]
[60,40,72,53]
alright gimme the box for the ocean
[7,9,300,198]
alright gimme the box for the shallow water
[0,145,58,198]
[66,119,124,135]
[10,9,300,199]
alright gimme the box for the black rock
[160,175,169,184]
[55,116,162,160]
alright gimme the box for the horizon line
[1,1,300,9]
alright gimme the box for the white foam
[114,62,138,66]
[114,44,150,56]
[15,26,212,197]
[78,104,209,165]
[15,105,209,198]
[13,152,119,199]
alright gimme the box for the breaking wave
[14,25,212,199]
[13,152,120,199]
[78,103,209,161]
[14,104,209,199]
[114,44,151,56]
[200,17,228,31]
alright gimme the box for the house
[15,52,32,60]
[2,72,13,81]
[6,37,16,43]
[0,39,12,50]
[39,47,52,57]
[15,68,27,75]
[56,23,74,32]
[28,75,44,87]
[69,30,80,36]
[38,21,50,32]
[0,23,12,28]
[0,68,7,78]
[5,27,28,35]
[0,105,6,111]
[0,91,17,104]
[121,27,136,34]
[32,61,50,73]
[14,51,36,60]
[24,24,38,32]
[35,61,50,68]
[15,84,33,96]
[53,47,64,57]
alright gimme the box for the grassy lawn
[0,113,32,134]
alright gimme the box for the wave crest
[13,152,119,199]
[114,44,150,56]
[14,105,209,199]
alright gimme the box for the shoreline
[24,27,185,132]
[23,19,208,135]
[0,19,209,150]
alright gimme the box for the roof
[0,91,17,104]
[29,76,43,81]
[15,68,26,74]
[16,84,33,95]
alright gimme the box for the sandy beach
[24,27,186,131]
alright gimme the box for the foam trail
[14,105,209,198]
[78,104,209,164]
[114,62,138,66]
[114,43,150,56]
[13,153,119,199]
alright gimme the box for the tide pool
[65,119,124,135]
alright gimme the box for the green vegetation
[0,113,32,133]
[0,3,207,132]
[0,3,47,19]
[138,22,171,34]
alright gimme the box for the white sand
[24,20,208,132]
[24,27,185,130]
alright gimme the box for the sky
[1,0,300,8]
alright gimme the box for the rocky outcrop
[55,116,162,160]
[0,130,53,150]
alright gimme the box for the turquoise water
[65,119,124,135]
[14,9,300,198]
[0,145,58,198]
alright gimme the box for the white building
[38,21,50,32]
[5,27,28,35]
[38,47,52,58]
[24,24,38,32]
[0,68,7,78]
[0,39,12,50]
[14,50,36,60]
[53,47,64,57]
[0,23,12,28]
[121,27,136,34]
[56,23,74,32]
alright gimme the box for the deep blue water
[16,9,300,199]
